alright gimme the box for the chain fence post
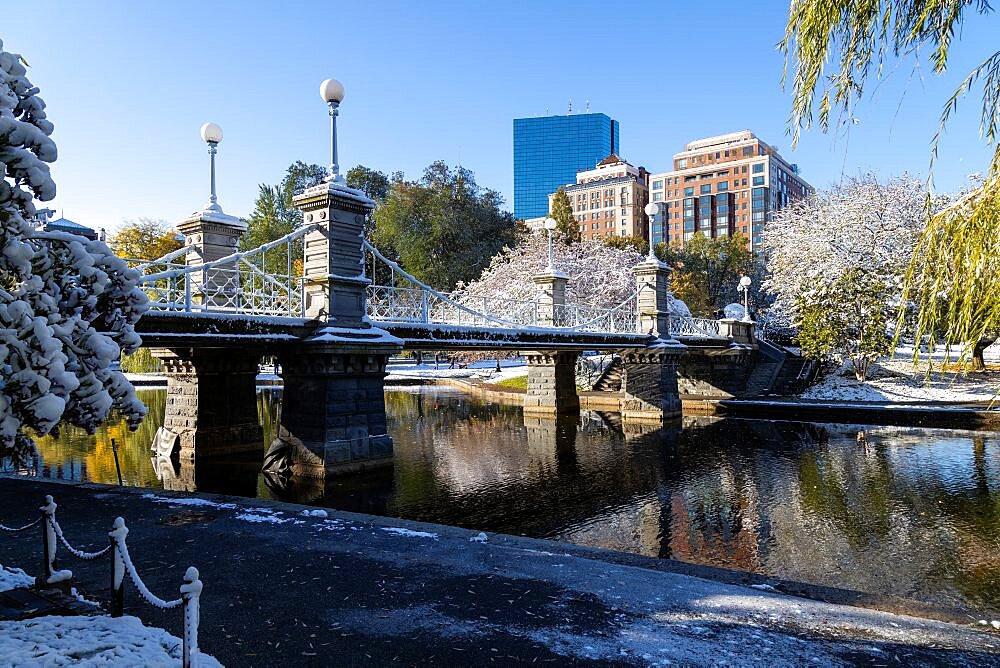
[180,566,202,668]
[108,517,127,617]
[36,495,71,589]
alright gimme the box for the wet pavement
[0,477,997,667]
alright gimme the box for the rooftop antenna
[568,99,573,114]
[585,100,590,113]
[545,107,549,115]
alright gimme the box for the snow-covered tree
[455,233,688,314]
[762,174,935,378]
[0,40,148,462]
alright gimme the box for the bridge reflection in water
[25,386,1000,618]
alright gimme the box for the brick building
[548,154,649,242]
[646,131,811,251]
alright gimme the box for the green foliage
[241,161,326,274]
[795,271,893,381]
[602,234,647,254]
[549,187,579,243]
[493,375,528,390]
[120,347,162,374]
[371,161,519,290]
[657,232,754,316]
[782,1,1000,370]
[901,184,1000,366]
[109,218,182,260]
[346,165,394,203]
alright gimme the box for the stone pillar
[266,343,398,477]
[532,270,568,327]
[633,257,672,336]
[718,319,756,345]
[176,209,247,309]
[523,351,580,415]
[620,344,686,422]
[292,181,376,326]
[150,348,263,459]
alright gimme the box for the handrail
[142,224,319,282]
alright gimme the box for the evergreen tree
[549,187,579,242]
[241,161,326,274]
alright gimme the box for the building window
[621,208,626,216]
[717,181,728,192]
[742,179,747,186]
[741,165,748,173]
[700,184,712,194]
[684,175,697,182]
[742,146,753,156]
[684,187,694,196]
[652,179,663,190]
[752,163,764,173]
[752,176,765,186]
[652,192,663,202]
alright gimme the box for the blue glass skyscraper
[513,113,619,220]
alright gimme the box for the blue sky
[6,1,999,232]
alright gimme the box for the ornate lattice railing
[130,225,317,316]
[669,316,723,338]
[362,241,641,334]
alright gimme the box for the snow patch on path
[0,565,35,591]
[0,614,222,667]
[141,493,237,510]
[380,527,438,539]
[236,511,289,524]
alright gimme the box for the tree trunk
[970,336,996,372]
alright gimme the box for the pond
[10,386,1000,618]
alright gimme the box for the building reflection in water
[22,385,1000,617]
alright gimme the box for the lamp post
[200,122,223,212]
[543,217,557,271]
[643,202,659,260]
[319,78,346,183]
[739,275,753,322]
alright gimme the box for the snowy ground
[801,348,1000,403]
[0,565,221,667]
[385,358,528,384]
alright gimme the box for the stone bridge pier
[263,179,402,479]
[619,255,686,422]
[523,270,580,415]
[150,347,264,460]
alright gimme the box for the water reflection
[18,386,1000,616]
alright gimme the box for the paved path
[1,478,997,666]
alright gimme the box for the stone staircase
[743,339,817,397]
[592,357,624,392]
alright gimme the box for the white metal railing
[669,316,723,338]
[128,224,318,317]
[362,241,642,334]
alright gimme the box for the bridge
[121,176,756,482]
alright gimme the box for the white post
[109,517,127,616]
[37,495,72,588]
[180,566,202,668]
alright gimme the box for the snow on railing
[363,240,642,334]
[2,495,205,668]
